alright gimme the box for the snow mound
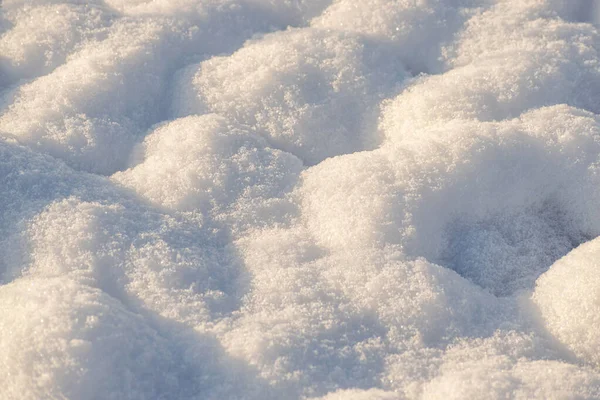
[0,277,190,400]
[174,28,407,164]
[533,237,600,368]
[113,114,303,236]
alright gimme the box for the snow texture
[2,0,600,399]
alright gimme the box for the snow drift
[2,0,600,399]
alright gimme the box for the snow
[2,0,600,399]
[533,237,600,368]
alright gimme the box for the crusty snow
[2,0,600,399]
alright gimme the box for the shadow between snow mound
[556,0,600,24]
[439,200,592,297]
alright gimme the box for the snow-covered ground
[2,0,600,398]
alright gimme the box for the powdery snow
[2,0,600,399]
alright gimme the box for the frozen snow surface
[3,0,600,399]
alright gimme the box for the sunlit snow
[2,0,600,399]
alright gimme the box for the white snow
[533,237,600,368]
[2,0,600,399]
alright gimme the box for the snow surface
[2,0,600,399]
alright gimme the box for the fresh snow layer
[2,0,600,399]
